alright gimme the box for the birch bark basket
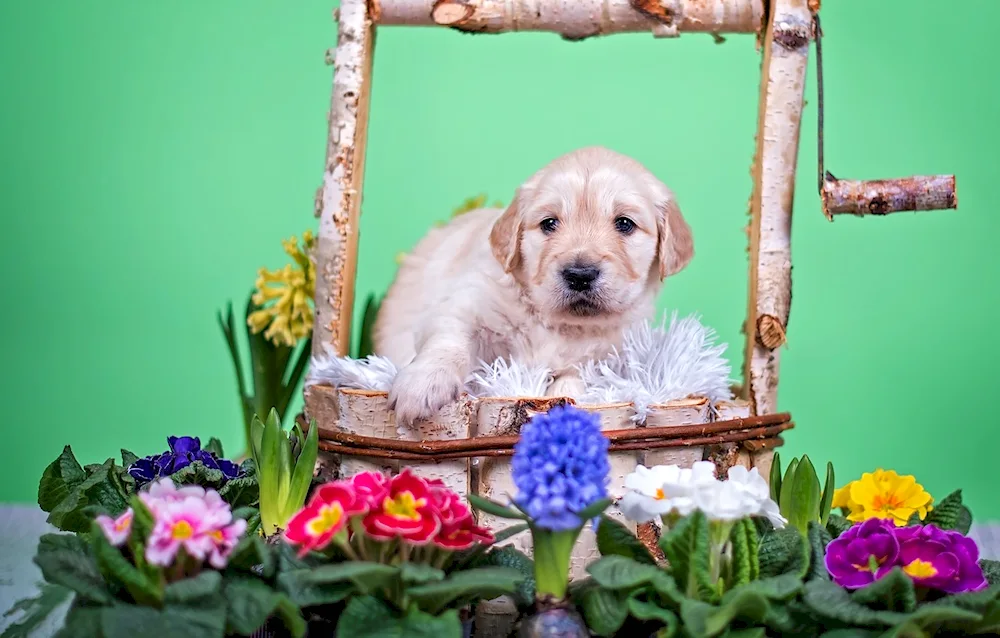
[376,0,764,39]
[743,0,812,416]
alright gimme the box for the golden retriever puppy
[373,146,693,426]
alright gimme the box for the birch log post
[742,0,812,416]
[376,0,763,39]
[312,0,376,358]
[714,400,752,473]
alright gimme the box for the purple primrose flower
[511,405,610,531]
[825,518,900,589]
[127,436,243,488]
[894,524,988,594]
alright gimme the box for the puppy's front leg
[547,372,586,399]
[389,317,471,427]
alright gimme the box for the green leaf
[37,446,87,513]
[788,455,821,534]
[925,489,962,530]
[285,418,318,521]
[466,545,535,607]
[660,510,714,602]
[167,461,226,489]
[492,522,529,544]
[807,522,833,582]
[308,562,400,594]
[227,534,274,579]
[579,586,628,636]
[627,595,678,632]
[729,519,753,588]
[576,497,613,521]
[120,449,139,470]
[955,505,973,535]
[336,596,462,638]
[851,567,917,613]
[277,569,354,609]
[467,494,527,520]
[217,474,260,509]
[53,601,102,638]
[165,570,223,603]
[400,562,446,584]
[0,583,73,638]
[742,518,760,581]
[258,410,284,535]
[272,411,294,507]
[90,522,162,606]
[981,559,1000,586]
[757,527,808,579]
[204,437,225,458]
[779,457,799,508]
[45,458,120,533]
[355,294,381,359]
[681,575,804,638]
[802,579,908,628]
[33,535,112,604]
[223,575,305,638]
[406,567,525,614]
[821,462,836,527]
[826,515,852,538]
[769,452,782,504]
[587,555,663,590]
[596,515,655,564]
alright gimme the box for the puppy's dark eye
[614,216,636,235]
[540,218,559,234]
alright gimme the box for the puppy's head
[490,147,693,325]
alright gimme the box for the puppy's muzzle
[561,264,601,292]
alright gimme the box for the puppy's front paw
[547,374,586,399]
[389,362,464,426]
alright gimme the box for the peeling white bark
[313,0,376,357]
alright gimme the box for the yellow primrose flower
[247,231,316,348]
[833,469,933,527]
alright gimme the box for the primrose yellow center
[654,488,666,500]
[871,493,905,513]
[306,503,344,536]
[903,559,938,579]
[116,515,132,531]
[210,530,224,542]
[384,492,425,521]
[171,520,194,540]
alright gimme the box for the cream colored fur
[373,147,694,425]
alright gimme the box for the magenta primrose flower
[826,519,989,594]
[825,518,900,588]
[894,524,988,593]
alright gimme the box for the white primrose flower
[619,461,718,523]
[725,465,787,529]
[692,478,760,522]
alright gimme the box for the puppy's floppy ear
[652,185,694,280]
[490,194,523,273]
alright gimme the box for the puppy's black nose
[561,265,601,292]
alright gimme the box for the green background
[2,1,996,517]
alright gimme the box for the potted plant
[274,468,530,637]
[575,461,1000,637]
[469,405,613,637]
[21,478,302,637]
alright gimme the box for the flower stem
[532,527,580,600]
